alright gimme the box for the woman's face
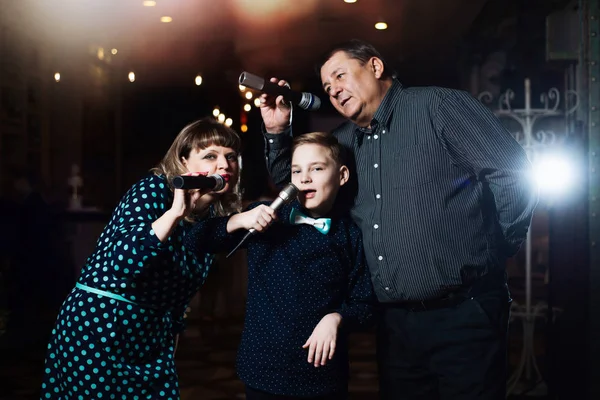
[181,145,240,194]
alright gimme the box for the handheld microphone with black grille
[171,174,226,191]
[239,71,321,111]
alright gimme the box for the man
[259,39,538,399]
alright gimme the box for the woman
[40,118,242,399]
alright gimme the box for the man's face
[320,51,383,127]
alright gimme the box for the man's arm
[259,78,294,188]
[264,128,293,188]
[435,90,539,256]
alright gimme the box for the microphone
[239,71,321,111]
[226,182,299,258]
[171,174,226,191]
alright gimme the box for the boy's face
[291,143,349,217]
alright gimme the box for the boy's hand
[302,313,342,367]
[227,204,276,233]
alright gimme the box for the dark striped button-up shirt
[264,79,538,302]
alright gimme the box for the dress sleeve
[102,175,173,268]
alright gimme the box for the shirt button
[367,136,371,140]
[374,164,379,168]
[374,135,379,139]
[385,287,390,291]
[268,139,274,144]
[376,194,381,199]
[382,130,386,134]
[378,256,383,261]
[374,224,379,229]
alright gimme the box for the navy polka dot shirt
[186,202,375,397]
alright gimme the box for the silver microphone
[226,183,299,258]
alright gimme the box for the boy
[185,132,374,399]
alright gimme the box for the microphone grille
[211,174,226,191]
[239,71,265,91]
[279,183,299,202]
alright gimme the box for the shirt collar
[355,79,403,142]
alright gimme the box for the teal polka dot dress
[40,174,214,399]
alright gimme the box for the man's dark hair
[315,39,395,80]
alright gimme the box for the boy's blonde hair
[291,132,345,166]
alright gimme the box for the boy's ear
[339,165,350,186]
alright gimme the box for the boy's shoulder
[334,214,361,233]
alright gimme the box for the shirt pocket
[392,144,437,188]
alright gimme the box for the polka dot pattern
[186,201,375,397]
[41,174,215,399]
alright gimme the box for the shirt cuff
[262,124,292,150]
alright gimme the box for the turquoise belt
[75,282,159,310]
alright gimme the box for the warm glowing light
[54,72,61,82]
[241,124,248,132]
[218,113,226,123]
[239,85,246,91]
[254,98,261,107]
[213,108,220,117]
[243,104,252,112]
[232,0,318,23]
[143,1,156,6]
[111,48,118,55]
[245,91,253,100]
[195,75,203,86]
[97,47,105,60]
[160,16,173,23]
[128,72,136,82]
[375,21,388,30]
[225,118,233,127]
[344,0,357,3]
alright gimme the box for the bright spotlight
[128,72,136,82]
[533,153,575,194]
[212,108,220,117]
[375,21,388,30]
